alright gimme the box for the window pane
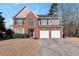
[16,29,23,34]
[16,19,23,25]
[51,19,59,25]
[29,19,34,25]
[40,20,47,25]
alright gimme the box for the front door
[29,29,34,38]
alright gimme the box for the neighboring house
[13,7,63,39]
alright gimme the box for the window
[15,28,24,34]
[48,20,51,25]
[29,19,34,25]
[16,19,23,25]
[51,19,59,22]
[40,20,47,25]
[51,19,59,25]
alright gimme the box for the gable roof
[13,7,30,18]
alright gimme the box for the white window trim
[51,19,59,25]
[40,20,47,25]
[16,19,23,25]
[14,28,24,34]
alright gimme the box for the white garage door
[40,30,49,38]
[51,30,60,38]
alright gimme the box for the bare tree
[59,3,79,37]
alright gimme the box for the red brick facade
[13,7,63,39]
[23,11,39,38]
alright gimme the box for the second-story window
[39,20,47,25]
[16,19,23,25]
[29,18,34,25]
[51,19,59,25]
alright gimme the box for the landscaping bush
[5,29,14,39]
[13,33,29,38]
[13,34,24,38]
[24,33,29,38]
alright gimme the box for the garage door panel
[40,31,49,38]
[51,30,60,38]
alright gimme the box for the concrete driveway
[37,38,79,56]
[0,39,39,56]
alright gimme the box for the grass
[0,39,39,56]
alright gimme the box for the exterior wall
[13,11,39,38]
[13,18,25,33]
[24,11,39,38]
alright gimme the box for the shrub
[24,33,29,38]
[13,33,29,38]
[13,34,24,38]
[5,29,14,39]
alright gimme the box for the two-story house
[13,7,63,39]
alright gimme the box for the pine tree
[48,3,58,15]
[0,12,6,31]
